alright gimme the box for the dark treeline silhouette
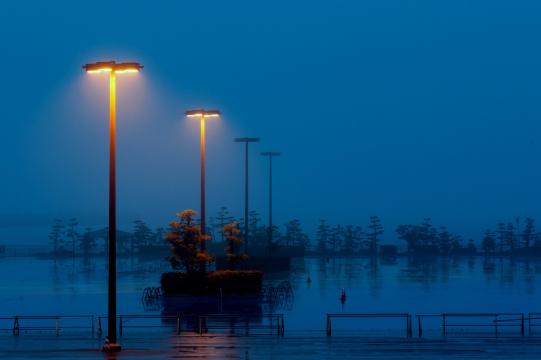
[481,217,541,255]
[45,214,541,259]
[45,218,166,258]
[209,207,310,256]
[314,216,384,256]
[396,218,476,255]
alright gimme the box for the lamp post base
[103,343,122,352]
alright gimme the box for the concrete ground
[1,332,540,359]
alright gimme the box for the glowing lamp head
[185,109,221,119]
[83,61,143,74]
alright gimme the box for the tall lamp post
[234,137,260,253]
[186,109,220,269]
[83,61,142,352]
[260,152,280,256]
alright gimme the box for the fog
[1,0,541,244]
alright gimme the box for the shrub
[161,270,263,295]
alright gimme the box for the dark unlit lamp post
[261,152,280,256]
[83,60,143,352]
[234,137,260,253]
[186,109,220,268]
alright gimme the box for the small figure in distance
[307,275,312,285]
[340,288,346,305]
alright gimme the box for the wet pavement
[1,333,541,359]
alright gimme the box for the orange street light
[185,109,220,270]
[83,60,142,352]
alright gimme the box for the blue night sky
[1,0,541,243]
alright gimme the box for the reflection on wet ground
[0,254,540,358]
[1,333,541,359]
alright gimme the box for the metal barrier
[97,314,198,337]
[528,313,541,335]
[95,313,284,337]
[0,315,94,336]
[416,313,525,337]
[196,313,284,336]
[326,313,413,337]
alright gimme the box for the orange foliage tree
[165,210,213,275]
[222,222,248,270]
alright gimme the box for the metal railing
[196,313,284,336]
[0,315,94,336]
[95,313,284,337]
[416,313,525,337]
[97,314,199,337]
[326,313,413,337]
[1,311,539,338]
[528,313,541,335]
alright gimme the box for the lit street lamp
[83,60,142,352]
[260,151,280,257]
[186,109,220,269]
[234,137,260,253]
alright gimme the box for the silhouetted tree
[450,234,463,254]
[505,222,517,253]
[65,218,79,257]
[343,225,358,254]
[79,227,96,257]
[522,218,535,249]
[366,216,384,254]
[438,226,452,255]
[421,218,438,247]
[316,219,330,254]
[496,222,506,253]
[214,207,234,243]
[396,224,422,253]
[133,219,154,252]
[154,227,165,246]
[223,222,247,269]
[481,230,497,254]
[284,219,310,249]
[328,225,343,254]
[165,210,213,274]
[49,219,65,255]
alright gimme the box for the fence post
[326,315,331,337]
[521,313,525,336]
[442,314,446,336]
[56,317,59,336]
[198,316,202,335]
[281,315,285,336]
[97,317,102,337]
[528,313,531,336]
[91,315,95,336]
[418,316,422,338]
[119,316,123,338]
[13,316,19,336]
[177,315,181,335]
[494,315,498,336]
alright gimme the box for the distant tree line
[47,218,165,258]
[209,207,311,254]
[396,218,476,255]
[48,213,541,258]
[481,217,541,255]
[314,216,384,255]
